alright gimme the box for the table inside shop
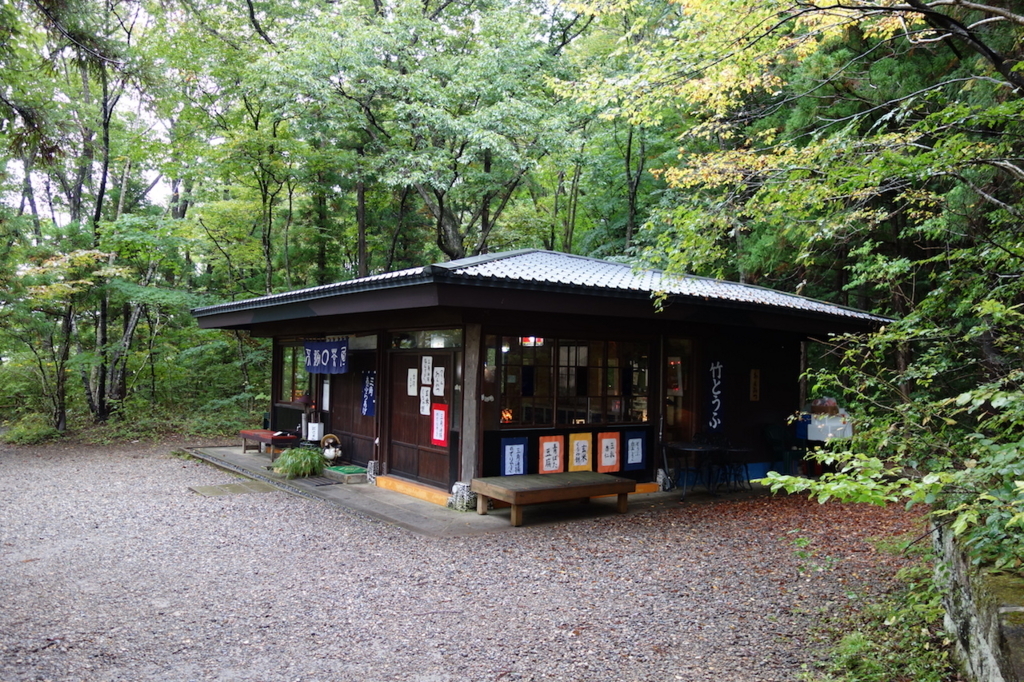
[663,441,721,496]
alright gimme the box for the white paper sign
[601,438,617,466]
[627,438,643,465]
[407,369,418,396]
[421,356,433,384]
[573,440,589,467]
[542,441,560,472]
[504,444,525,476]
[432,366,445,397]
[432,407,446,442]
[419,386,431,416]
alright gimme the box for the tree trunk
[17,143,42,242]
[314,178,329,285]
[562,157,582,254]
[417,185,466,260]
[622,124,645,250]
[357,146,368,277]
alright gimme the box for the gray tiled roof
[192,249,886,323]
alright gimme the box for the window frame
[495,335,651,429]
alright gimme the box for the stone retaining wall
[934,524,1024,682]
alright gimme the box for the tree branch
[245,0,276,47]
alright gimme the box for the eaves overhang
[191,249,891,333]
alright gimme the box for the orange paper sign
[538,435,564,474]
[597,432,620,473]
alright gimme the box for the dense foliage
[562,0,1024,573]
[0,0,667,434]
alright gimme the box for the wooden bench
[471,471,637,527]
[239,430,299,457]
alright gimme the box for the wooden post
[510,504,523,527]
[460,323,482,483]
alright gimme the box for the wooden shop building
[191,249,883,499]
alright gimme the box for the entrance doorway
[388,351,455,488]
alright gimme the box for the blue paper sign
[500,437,529,476]
[304,339,348,374]
[361,371,376,417]
[623,431,646,471]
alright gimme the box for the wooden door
[327,351,377,466]
[387,352,453,488]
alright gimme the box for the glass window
[500,335,553,426]
[278,345,307,403]
[391,329,463,349]
[498,336,650,428]
[664,338,694,441]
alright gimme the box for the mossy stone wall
[934,524,1024,682]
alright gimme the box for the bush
[1,413,62,445]
[801,546,962,682]
[272,446,325,479]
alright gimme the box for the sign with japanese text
[419,386,431,416]
[431,403,449,447]
[361,371,376,417]
[597,432,620,473]
[432,366,445,397]
[501,437,528,476]
[538,435,564,474]
[623,431,646,471]
[304,339,348,374]
[568,433,592,472]
[707,360,724,432]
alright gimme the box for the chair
[699,432,751,491]
[663,440,714,499]
[764,423,805,476]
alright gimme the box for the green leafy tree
[568,0,1024,571]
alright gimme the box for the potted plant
[272,446,325,479]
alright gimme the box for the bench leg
[616,492,628,514]
[510,504,523,527]
[476,493,489,515]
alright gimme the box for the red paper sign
[430,403,449,447]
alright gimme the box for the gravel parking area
[1,442,922,682]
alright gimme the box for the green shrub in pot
[272,446,325,479]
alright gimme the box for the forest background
[1,0,1022,629]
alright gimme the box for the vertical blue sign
[361,371,376,417]
[707,360,724,432]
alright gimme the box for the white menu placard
[432,366,445,396]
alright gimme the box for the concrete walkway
[189,445,769,538]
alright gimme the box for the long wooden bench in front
[471,471,637,527]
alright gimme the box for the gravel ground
[0,441,923,682]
